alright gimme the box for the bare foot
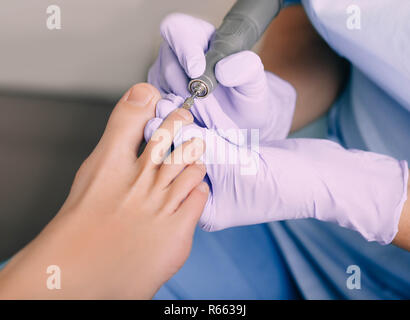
[0,83,209,299]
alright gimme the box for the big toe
[100,83,161,158]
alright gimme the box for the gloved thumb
[215,50,266,98]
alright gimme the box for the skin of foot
[0,83,209,299]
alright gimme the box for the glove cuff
[380,160,408,244]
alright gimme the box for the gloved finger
[148,42,191,97]
[156,94,185,119]
[160,13,215,78]
[215,50,266,98]
[144,117,163,142]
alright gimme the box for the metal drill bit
[181,92,198,110]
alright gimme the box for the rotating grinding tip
[181,93,197,110]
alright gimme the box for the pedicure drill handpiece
[181,0,283,110]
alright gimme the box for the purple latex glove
[148,13,296,143]
[145,96,408,245]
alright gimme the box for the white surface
[0,0,235,99]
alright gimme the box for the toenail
[192,138,205,152]
[126,85,155,106]
[176,108,193,122]
[197,182,209,193]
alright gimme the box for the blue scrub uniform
[157,0,410,299]
[155,225,300,299]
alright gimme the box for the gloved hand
[145,95,408,245]
[148,13,297,143]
